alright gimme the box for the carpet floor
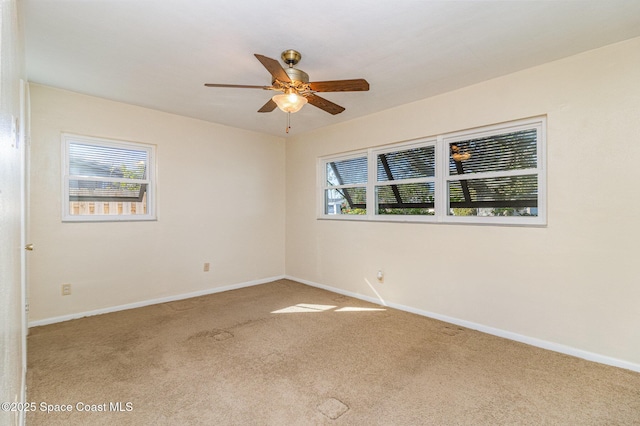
[27,279,640,425]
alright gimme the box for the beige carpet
[27,279,640,425]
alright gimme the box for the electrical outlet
[62,283,71,296]
[203,263,210,272]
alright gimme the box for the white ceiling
[23,0,640,137]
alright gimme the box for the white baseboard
[285,275,640,373]
[28,275,286,328]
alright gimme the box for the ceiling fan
[204,50,369,117]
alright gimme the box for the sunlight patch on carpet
[334,307,386,312]
[272,304,386,314]
[271,304,336,314]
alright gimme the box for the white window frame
[441,118,546,226]
[318,116,546,226]
[61,133,157,222]
[318,151,370,220]
[371,138,439,223]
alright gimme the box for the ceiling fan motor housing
[275,49,309,84]
[281,67,309,84]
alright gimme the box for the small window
[318,117,545,225]
[323,154,368,216]
[62,134,156,221]
[375,143,436,216]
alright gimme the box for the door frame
[19,78,30,426]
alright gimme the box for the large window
[62,134,156,222]
[319,117,545,225]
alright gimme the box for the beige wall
[28,85,286,321]
[286,37,640,367]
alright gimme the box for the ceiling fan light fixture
[272,91,307,113]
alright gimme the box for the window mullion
[367,148,376,217]
[325,183,367,190]
[68,175,149,184]
[375,176,434,186]
[435,135,446,220]
[445,168,539,182]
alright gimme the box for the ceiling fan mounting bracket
[281,49,302,67]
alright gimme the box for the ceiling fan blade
[309,79,370,92]
[204,83,271,89]
[258,99,277,113]
[306,94,345,115]
[254,54,291,83]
